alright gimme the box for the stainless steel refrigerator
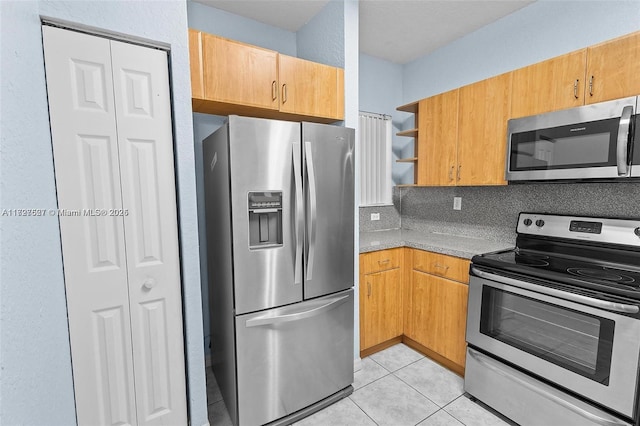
[202,115,355,426]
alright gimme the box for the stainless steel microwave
[506,95,639,182]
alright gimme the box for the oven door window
[509,117,618,171]
[480,287,614,384]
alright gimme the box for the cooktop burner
[566,267,637,287]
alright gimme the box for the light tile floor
[206,343,514,426]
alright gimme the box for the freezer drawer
[235,289,354,426]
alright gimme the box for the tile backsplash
[359,204,401,232]
[397,182,640,242]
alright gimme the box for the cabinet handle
[433,263,450,274]
[449,166,454,181]
[282,83,287,103]
[457,165,461,181]
[272,80,277,100]
[589,75,594,97]
[573,79,579,99]
[367,282,371,297]
[378,259,390,265]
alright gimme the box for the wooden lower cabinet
[360,268,403,353]
[405,270,469,375]
[359,247,470,375]
[359,249,403,357]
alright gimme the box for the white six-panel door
[43,26,187,426]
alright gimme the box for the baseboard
[359,336,402,358]
[402,336,465,377]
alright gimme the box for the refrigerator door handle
[305,141,317,281]
[293,141,303,286]
[245,294,350,327]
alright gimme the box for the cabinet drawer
[360,248,401,274]
[412,250,470,283]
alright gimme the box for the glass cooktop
[474,247,640,300]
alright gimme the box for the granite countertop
[359,228,514,259]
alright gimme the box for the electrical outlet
[453,197,462,211]
[370,213,380,221]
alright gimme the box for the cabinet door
[360,268,402,350]
[586,31,640,104]
[43,26,137,426]
[202,33,278,110]
[511,50,586,118]
[111,40,188,426]
[188,29,204,101]
[279,54,344,119]
[457,73,512,186]
[418,90,459,186]
[408,270,468,369]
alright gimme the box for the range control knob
[523,218,533,226]
[535,219,545,227]
[635,227,640,237]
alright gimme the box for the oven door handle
[471,267,640,314]
[467,348,632,426]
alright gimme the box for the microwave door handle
[616,105,634,176]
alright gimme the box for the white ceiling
[194,0,535,64]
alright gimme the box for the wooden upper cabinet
[510,49,586,119]
[188,29,204,101]
[586,31,640,104]
[188,30,344,122]
[457,72,512,186]
[201,33,278,110]
[418,90,459,186]
[279,54,344,120]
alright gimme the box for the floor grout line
[347,395,380,426]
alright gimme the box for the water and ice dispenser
[248,191,283,249]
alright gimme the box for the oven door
[506,95,637,181]
[467,268,640,419]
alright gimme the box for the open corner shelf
[395,100,420,185]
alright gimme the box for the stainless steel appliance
[465,213,640,426]
[506,96,639,181]
[202,116,355,426]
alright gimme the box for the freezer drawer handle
[471,267,640,314]
[245,294,350,327]
[467,348,629,426]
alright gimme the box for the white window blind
[359,111,392,206]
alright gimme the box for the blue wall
[1,1,207,425]
[359,53,410,184]
[403,0,640,102]
[187,0,297,55]
[297,0,345,68]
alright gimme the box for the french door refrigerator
[202,115,355,426]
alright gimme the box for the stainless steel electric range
[465,213,640,426]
